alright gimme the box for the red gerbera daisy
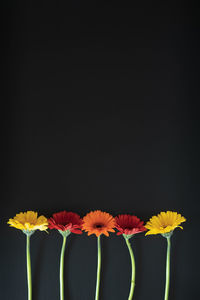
[48,211,82,234]
[115,214,146,237]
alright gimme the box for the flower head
[82,210,116,237]
[48,211,82,234]
[145,211,186,236]
[115,214,146,238]
[8,211,48,234]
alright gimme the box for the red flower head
[48,211,82,234]
[115,214,146,237]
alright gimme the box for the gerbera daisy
[115,214,146,238]
[48,211,82,235]
[115,214,146,300]
[8,211,48,233]
[8,211,48,300]
[48,211,82,300]
[145,211,186,300]
[82,210,115,237]
[82,210,115,300]
[145,211,186,236]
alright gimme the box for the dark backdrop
[1,1,199,300]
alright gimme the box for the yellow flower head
[145,211,186,236]
[8,211,48,233]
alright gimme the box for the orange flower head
[82,210,116,237]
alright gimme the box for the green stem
[164,237,171,300]
[26,234,32,300]
[95,236,101,300]
[60,236,67,300]
[125,238,136,300]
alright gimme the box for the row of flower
[8,210,186,300]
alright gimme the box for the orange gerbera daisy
[82,210,116,237]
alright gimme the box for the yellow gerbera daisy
[145,211,186,236]
[8,211,48,233]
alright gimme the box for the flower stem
[60,235,67,300]
[95,236,101,300]
[26,234,32,300]
[164,237,171,300]
[125,238,136,300]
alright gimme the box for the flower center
[125,226,134,230]
[161,224,169,229]
[94,223,104,229]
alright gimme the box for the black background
[1,1,199,299]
